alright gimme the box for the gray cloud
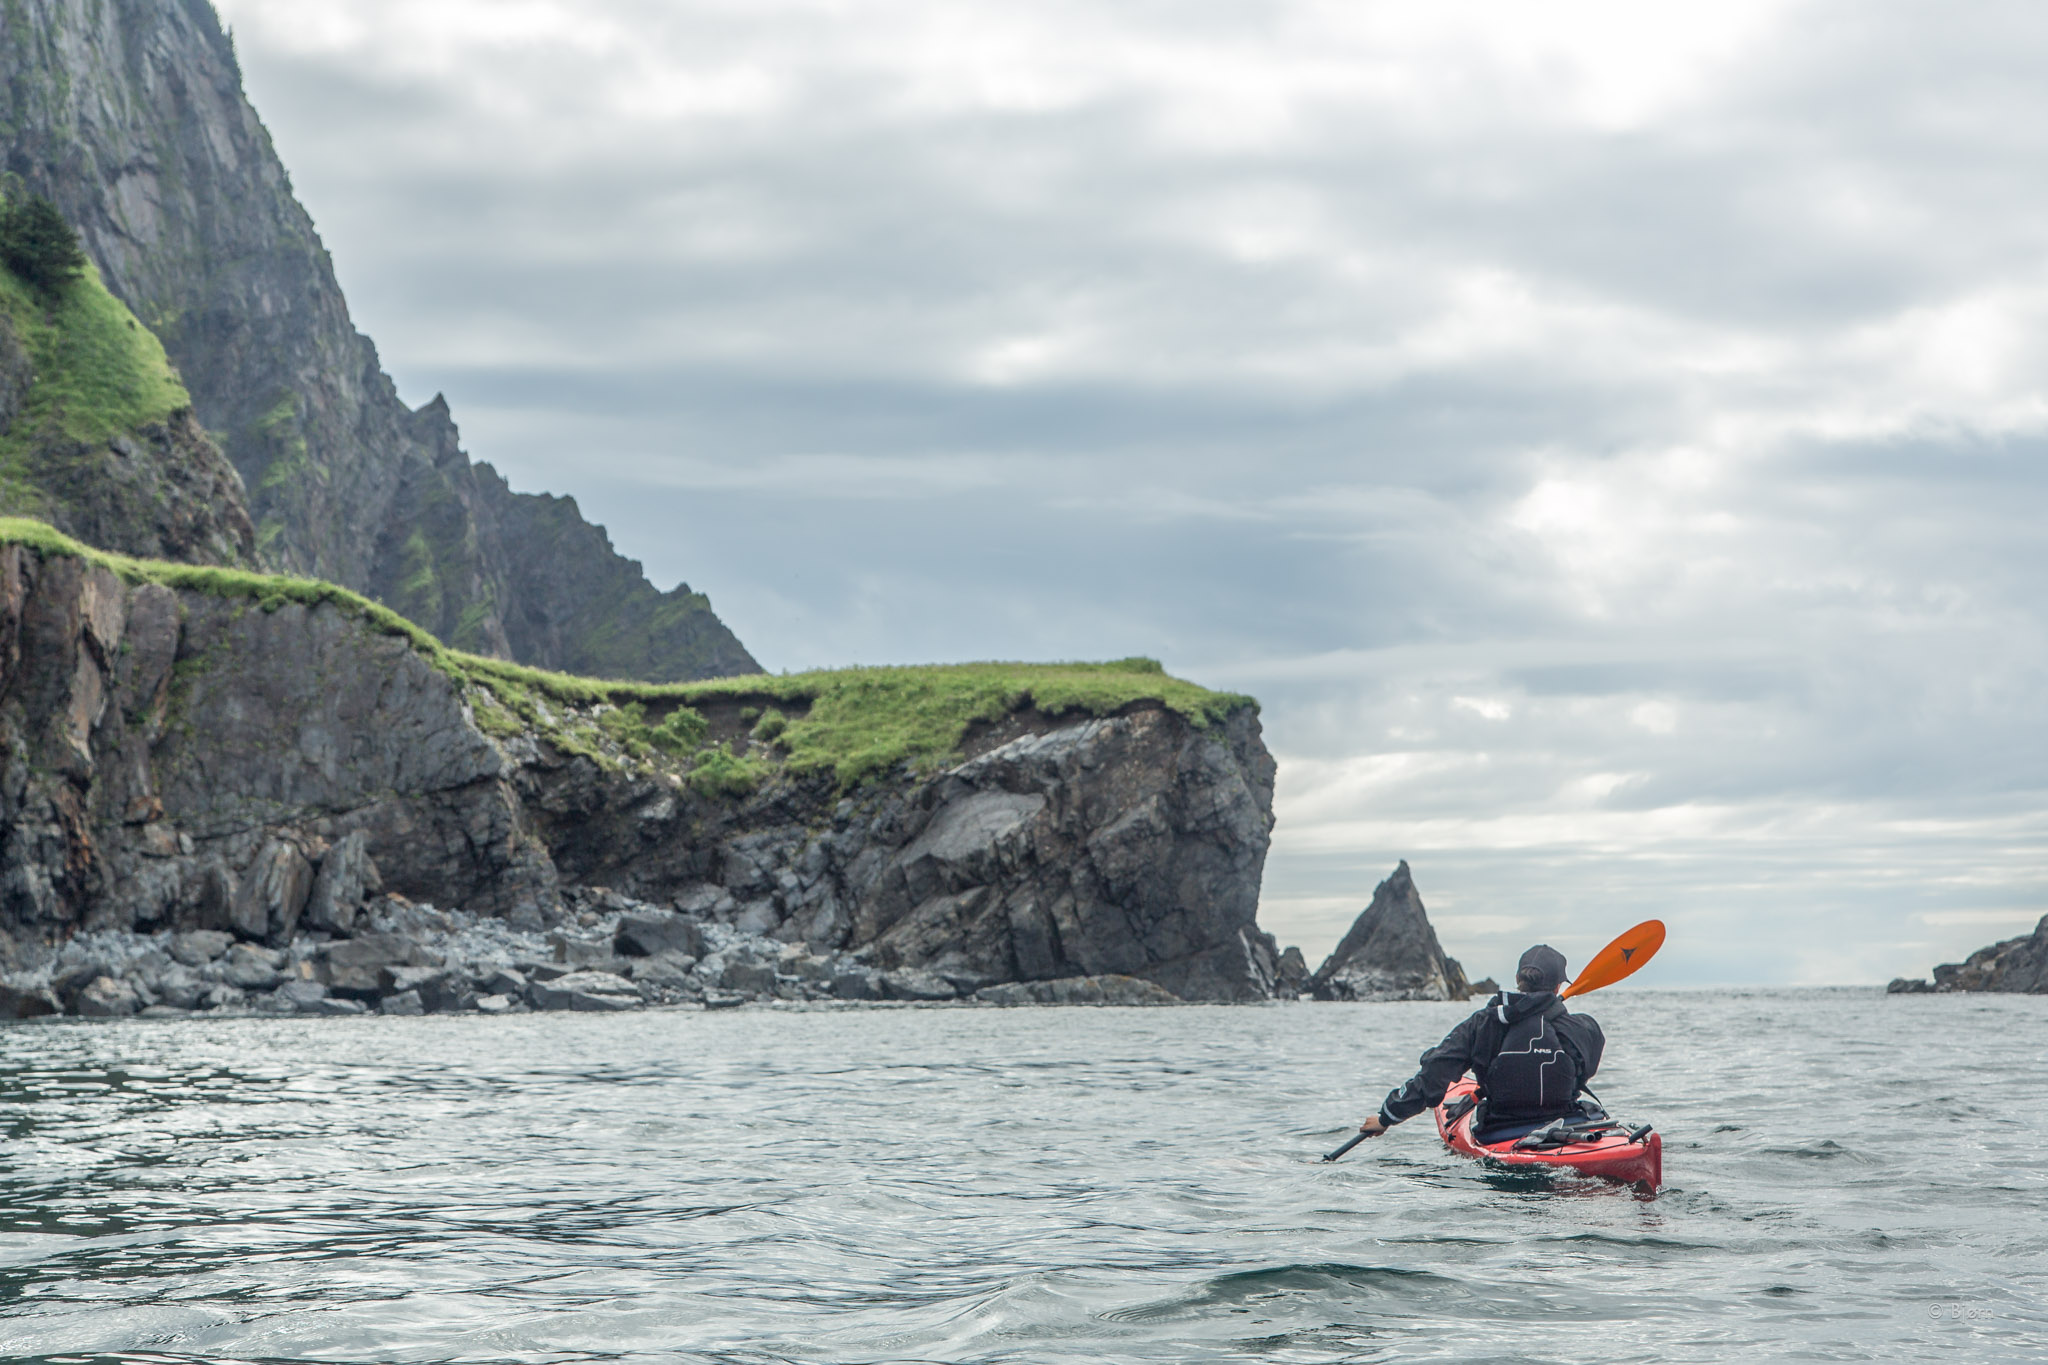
[212,0,2048,982]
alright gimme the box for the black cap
[1516,944,1568,993]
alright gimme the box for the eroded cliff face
[0,0,757,680]
[0,546,1279,1001]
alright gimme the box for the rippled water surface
[0,989,2042,1363]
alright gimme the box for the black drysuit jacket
[1376,990,1605,1127]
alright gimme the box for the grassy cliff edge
[0,518,1256,791]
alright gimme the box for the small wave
[1102,1262,1464,1323]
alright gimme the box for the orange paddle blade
[1559,920,1666,999]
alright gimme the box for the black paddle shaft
[1322,1130,1374,1163]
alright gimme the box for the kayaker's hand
[1357,1115,1388,1138]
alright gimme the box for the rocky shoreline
[0,538,1286,1010]
[0,888,1188,1020]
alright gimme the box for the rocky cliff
[1887,916,2048,994]
[1,240,253,565]
[1310,861,1476,1001]
[0,531,1280,1009]
[0,0,756,680]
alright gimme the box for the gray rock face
[0,550,1281,1002]
[0,0,757,681]
[1311,861,1475,1002]
[560,705,1281,1002]
[1890,915,2048,994]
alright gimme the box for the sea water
[0,989,2041,1363]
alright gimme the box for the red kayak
[1433,1079,1662,1191]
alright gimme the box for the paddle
[1322,1130,1374,1162]
[1322,920,1667,1162]
[1559,919,1666,1000]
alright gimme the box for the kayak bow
[1433,1079,1662,1191]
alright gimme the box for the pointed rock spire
[1310,861,1476,1001]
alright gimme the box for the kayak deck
[1432,1079,1662,1191]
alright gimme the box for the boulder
[482,967,529,997]
[778,950,836,982]
[170,930,233,967]
[0,982,61,1018]
[1311,862,1475,1002]
[1886,976,1934,994]
[276,980,329,1010]
[880,968,958,1002]
[221,944,287,991]
[312,997,368,1016]
[973,974,1181,1005]
[231,839,315,942]
[303,832,381,935]
[830,970,880,1001]
[548,932,620,968]
[529,971,641,1012]
[615,911,705,959]
[150,966,207,1011]
[76,976,142,1018]
[720,960,779,996]
[318,934,433,999]
[52,963,113,1010]
[379,990,425,1016]
[475,993,515,1014]
[626,954,698,991]
[419,975,478,1014]
[379,965,446,998]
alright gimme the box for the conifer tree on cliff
[0,194,88,299]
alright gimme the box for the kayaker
[1351,944,1606,1145]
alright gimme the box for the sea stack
[1310,861,1475,1001]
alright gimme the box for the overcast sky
[211,0,2048,985]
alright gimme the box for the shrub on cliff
[0,195,88,299]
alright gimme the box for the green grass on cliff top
[0,518,1256,787]
[0,254,190,461]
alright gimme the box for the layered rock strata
[0,0,756,680]
[1887,915,2048,994]
[1311,861,1476,1001]
[0,545,1281,1007]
